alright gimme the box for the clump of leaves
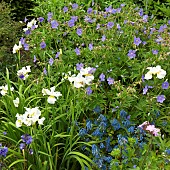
[0,1,22,73]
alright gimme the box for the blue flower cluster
[0,144,8,157]
[19,134,33,155]
[78,108,151,169]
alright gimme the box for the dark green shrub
[1,0,37,21]
[0,1,22,73]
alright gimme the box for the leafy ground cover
[0,1,170,169]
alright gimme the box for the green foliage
[0,0,170,169]
[0,1,21,73]
[2,0,37,21]
[132,0,170,19]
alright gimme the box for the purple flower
[143,86,148,95]
[47,12,53,22]
[20,37,25,45]
[107,77,114,85]
[168,20,170,25]
[25,29,31,35]
[68,19,75,27]
[124,20,128,24]
[88,43,93,51]
[112,8,117,14]
[63,6,68,13]
[130,21,135,26]
[158,25,165,33]
[96,23,100,30]
[143,85,153,95]
[150,27,156,34]
[31,25,37,31]
[24,43,29,51]
[76,63,84,70]
[157,95,165,103]
[116,8,121,13]
[29,149,33,155]
[162,81,169,89]
[75,47,80,55]
[155,36,163,44]
[99,73,105,81]
[101,35,106,42]
[77,28,82,36]
[134,37,142,46]
[86,87,92,95]
[0,145,8,157]
[105,6,112,13]
[49,58,54,66]
[3,132,7,135]
[40,41,46,49]
[72,3,78,10]
[33,55,36,63]
[142,75,145,82]
[127,115,131,120]
[19,74,25,79]
[43,67,47,75]
[152,49,158,55]
[87,8,93,14]
[133,165,137,168]
[21,134,33,145]
[143,15,148,22]
[117,24,121,30]
[139,8,143,16]
[107,22,114,29]
[127,49,136,59]
[55,52,60,58]
[163,24,167,29]
[37,17,44,22]
[71,16,78,22]
[142,41,147,45]
[19,143,25,150]
[88,67,96,74]
[121,3,125,7]
[51,20,59,29]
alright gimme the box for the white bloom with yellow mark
[13,97,19,107]
[15,113,24,128]
[13,41,22,54]
[15,107,45,127]
[42,86,62,104]
[0,84,14,96]
[144,65,166,80]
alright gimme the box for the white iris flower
[15,107,45,127]
[13,41,22,54]
[0,84,14,96]
[13,97,19,107]
[68,67,95,88]
[144,65,166,80]
[17,66,31,80]
[42,86,62,104]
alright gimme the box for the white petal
[47,96,56,104]
[38,117,45,125]
[157,70,166,79]
[144,72,152,80]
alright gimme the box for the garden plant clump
[0,0,170,169]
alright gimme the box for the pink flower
[146,125,155,132]
[146,124,160,136]
[139,121,160,136]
